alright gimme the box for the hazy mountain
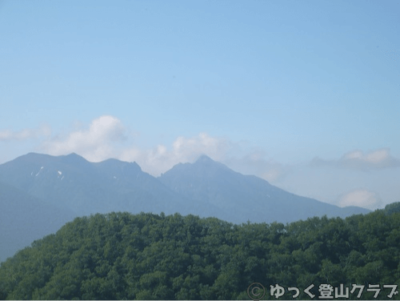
[158,155,370,224]
[0,152,370,261]
[0,181,75,262]
[0,153,193,216]
[0,153,206,261]
[1,153,235,217]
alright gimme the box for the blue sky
[1,1,399,210]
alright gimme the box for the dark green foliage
[385,202,400,216]
[0,211,399,300]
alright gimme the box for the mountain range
[0,152,370,261]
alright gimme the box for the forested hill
[1,205,400,300]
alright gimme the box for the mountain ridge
[0,152,370,261]
[159,155,370,223]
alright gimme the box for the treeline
[0,204,400,300]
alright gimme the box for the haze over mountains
[0,153,370,261]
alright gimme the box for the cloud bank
[312,149,400,170]
[38,115,284,179]
[0,126,50,141]
[39,116,232,175]
[41,116,126,162]
[338,189,382,210]
[119,132,232,176]
[4,115,398,211]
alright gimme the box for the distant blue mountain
[0,181,75,262]
[0,153,198,216]
[158,155,370,224]
[0,153,370,261]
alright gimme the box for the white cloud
[120,134,287,180]
[341,149,398,168]
[3,115,399,211]
[0,125,51,141]
[119,132,230,175]
[37,116,231,175]
[312,148,400,170]
[338,189,382,210]
[40,115,126,162]
[36,116,288,180]
[172,133,229,161]
[223,151,288,182]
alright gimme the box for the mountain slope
[0,153,208,260]
[0,181,75,262]
[159,155,370,224]
[0,153,230,219]
[0,153,370,260]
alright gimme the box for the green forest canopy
[1,203,400,300]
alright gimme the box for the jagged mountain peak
[94,158,142,175]
[0,152,371,261]
[160,156,233,181]
[15,152,54,163]
[194,155,230,170]
[58,153,90,165]
[195,154,214,163]
[14,152,90,167]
